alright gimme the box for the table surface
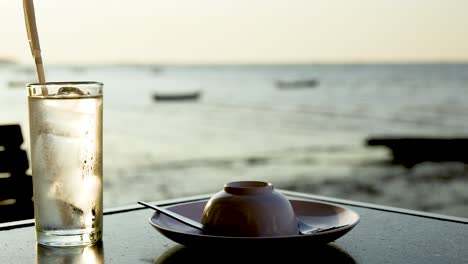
[0,190,467,264]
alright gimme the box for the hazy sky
[1,0,468,64]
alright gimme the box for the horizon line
[4,60,468,67]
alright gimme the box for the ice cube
[36,196,84,229]
[56,199,84,227]
[56,86,85,96]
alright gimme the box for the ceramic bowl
[201,181,299,237]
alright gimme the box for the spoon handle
[138,201,206,231]
[297,217,348,235]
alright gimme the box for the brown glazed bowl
[201,181,299,237]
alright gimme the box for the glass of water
[27,82,103,247]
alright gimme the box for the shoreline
[103,150,468,219]
[281,162,468,218]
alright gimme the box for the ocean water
[1,63,468,217]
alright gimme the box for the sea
[1,63,467,217]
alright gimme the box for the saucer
[147,199,360,248]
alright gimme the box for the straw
[23,0,47,94]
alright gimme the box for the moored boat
[275,79,319,89]
[152,90,202,101]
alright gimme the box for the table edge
[1,190,467,231]
[280,190,468,224]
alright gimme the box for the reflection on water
[36,240,104,264]
[155,243,355,264]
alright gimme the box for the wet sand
[282,162,468,218]
[104,146,468,219]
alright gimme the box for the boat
[152,90,202,102]
[7,68,36,88]
[0,58,16,65]
[7,80,34,89]
[275,79,319,89]
[366,136,468,167]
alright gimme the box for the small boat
[151,66,163,74]
[7,80,34,88]
[0,58,16,65]
[275,79,319,89]
[152,90,202,102]
[7,68,36,88]
[366,136,468,167]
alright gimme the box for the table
[1,190,467,263]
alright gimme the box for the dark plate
[148,199,360,248]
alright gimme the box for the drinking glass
[27,82,103,247]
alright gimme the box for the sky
[1,0,468,64]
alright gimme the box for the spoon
[138,201,348,235]
[138,201,206,231]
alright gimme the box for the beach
[1,63,467,218]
